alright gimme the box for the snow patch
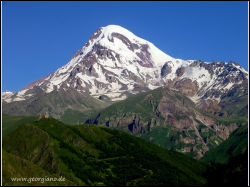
[16,89,28,97]
[223,82,235,90]
[111,95,127,101]
[105,92,122,98]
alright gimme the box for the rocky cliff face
[88,87,247,159]
[164,60,248,117]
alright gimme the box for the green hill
[3,117,209,186]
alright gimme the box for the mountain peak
[100,25,144,42]
[102,25,132,33]
[84,25,174,67]
[5,26,248,119]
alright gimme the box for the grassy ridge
[3,118,209,186]
[60,108,102,125]
[2,114,37,137]
[91,87,196,124]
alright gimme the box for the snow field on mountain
[222,82,235,90]
[50,73,70,86]
[2,91,15,100]
[102,25,148,45]
[164,59,187,81]
[148,84,161,90]
[4,89,34,103]
[56,55,81,75]
[16,89,27,97]
[111,94,127,101]
[181,66,211,88]
[147,43,174,67]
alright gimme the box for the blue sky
[2,1,248,92]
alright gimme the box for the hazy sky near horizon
[2,1,248,92]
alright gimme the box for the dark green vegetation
[2,86,110,125]
[59,108,100,125]
[2,150,74,186]
[3,118,210,186]
[200,123,248,164]
[204,148,248,186]
[2,114,37,137]
[200,123,248,186]
[87,86,247,159]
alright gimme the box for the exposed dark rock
[112,32,134,51]
[175,66,185,77]
[98,95,111,103]
[161,62,172,77]
[89,28,103,41]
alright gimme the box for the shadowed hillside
[3,118,209,186]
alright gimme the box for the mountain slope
[2,91,15,100]
[204,147,248,186]
[2,114,37,137]
[15,25,175,101]
[87,86,247,159]
[3,117,209,186]
[200,123,248,164]
[2,87,109,124]
[2,150,75,186]
[3,25,248,120]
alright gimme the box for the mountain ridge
[86,86,247,159]
[2,25,248,121]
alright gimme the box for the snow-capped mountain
[19,25,176,101]
[2,91,15,100]
[164,59,248,116]
[3,25,248,117]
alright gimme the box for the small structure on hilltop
[45,112,49,119]
[35,112,49,121]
